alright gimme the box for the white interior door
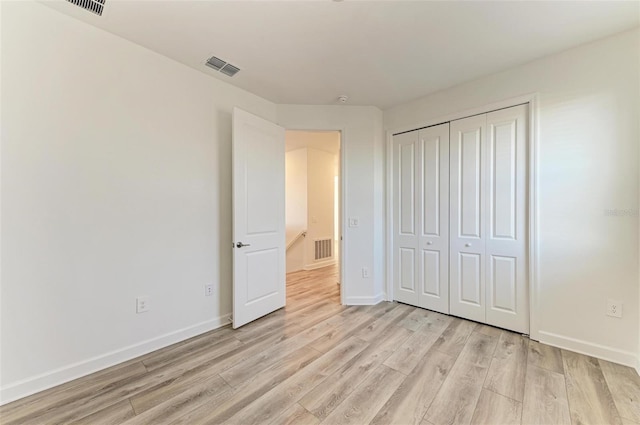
[449,114,487,323]
[232,108,286,329]
[393,130,420,307]
[393,123,450,314]
[485,105,528,333]
[450,106,528,334]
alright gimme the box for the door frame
[285,128,346,306]
[385,93,540,340]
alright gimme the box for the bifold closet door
[393,123,450,314]
[485,105,528,333]
[450,104,528,334]
[449,114,487,323]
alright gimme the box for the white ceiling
[44,0,639,109]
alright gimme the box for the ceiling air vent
[205,56,241,77]
[66,0,105,16]
[220,64,240,77]
[205,56,227,71]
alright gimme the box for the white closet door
[417,124,450,313]
[393,130,420,307]
[485,105,528,333]
[449,114,487,323]
[393,124,449,314]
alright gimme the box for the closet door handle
[465,243,472,247]
[426,241,433,245]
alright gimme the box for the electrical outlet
[136,296,150,314]
[606,299,622,318]
[362,267,369,278]
[349,217,360,228]
[205,284,214,297]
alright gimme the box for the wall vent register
[66,0,105,16]
[314,238,333,260]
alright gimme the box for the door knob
[465,243,472,247]
[236,242,251,248]
[426,241,433,245]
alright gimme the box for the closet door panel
[450,114,486,323]
[459,252,482,305]
[418,124,450,313]
[486,104,528,333]
[393,131,420,306]
[489,255,517,312]
[422,250,441,296]
[491,121,517,240]
[399,248,417,291]
[422,133,442,236]
[399,141,416,235]
[460,129,483,238]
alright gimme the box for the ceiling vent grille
[205,56,241,77]
[66,0,105,16]
[220,64,240,77]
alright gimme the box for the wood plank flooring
[1,265,639,425]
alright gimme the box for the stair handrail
[286,230,307,250]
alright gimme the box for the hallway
[286,265,340,307]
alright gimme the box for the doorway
[284,130,342,305]
[231,109,346,328]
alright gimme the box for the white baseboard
[345,293,385,306]
[537,330,637,368]
[0,314,231,406]
[303,259,336,271]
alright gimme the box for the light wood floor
[2,265,639,425]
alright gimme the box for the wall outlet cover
[606,299,622,318]
[136,296,150,314]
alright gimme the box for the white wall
[285,148,308,244]
[306,148,336,268]
[385,29,640,367]
[285,148,307,273]
[0,1,277,403]
[285,146,339,273]
[285,239,305,274]
[277,105,385,304]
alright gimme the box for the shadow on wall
[216,109,233,315]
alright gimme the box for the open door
[232,108,286,328]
